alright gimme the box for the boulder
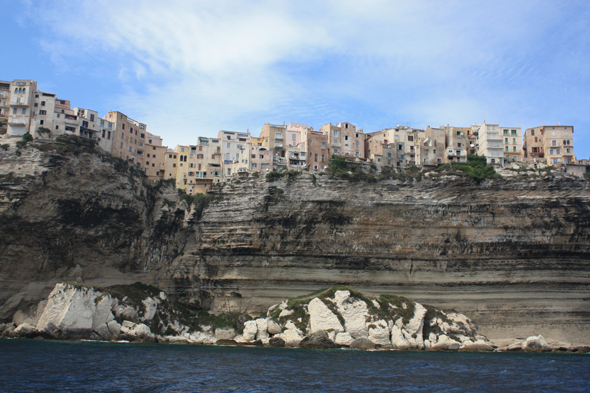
[308,298,344,333]
[523,335,550,352]
[429,335,461,351]
[350,338,376,349]
[267,320,281,335]
[368,320,391,346]
[334,290,369,338]
[279,309,294,318]
[242,320,258,342]
[113,304,139,321]
[460,339,494,352]
[215,328,236,340]
[14,323,38,338]
[141,297,160,321]
[269,336,286,347]
[275,321,303,347]
[299,330,336,349]
[107,320,121,338]
[334,332,354,346]
[188,331,216,344]
[92,296,114,330]
[94,323,115,340]
[391,325,411,350]
[216,339,238,346]
[255,318,269,340]
[36,283,98,339]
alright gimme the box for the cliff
[1,140,589,346]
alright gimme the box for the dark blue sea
[0,339,589,392]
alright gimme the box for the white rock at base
[368,320,391,346]
[215,328,236,340]
[242,320,258,342]
[308,298,344,333]
[335,332,354,346]
[279,309,293,318]
[255,318,269,340]
[523,335,549,352]
[14,323,37,337]
[334,290,369,338]
[267,320,281,335]
[391,325,411,350]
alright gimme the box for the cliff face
[1,141,589,345]
[166,172,590,345]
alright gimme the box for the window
[408,136,414,141]
[34,103,38,107]
[12,108,16,114]
[140,133,145,138]
[333,131,340,137]
[39,110,46,115]
[107,131,111,139]
[355,133,359,138]
[344,135,349,141]
[173,164,176,168]
[147,153,151,158]
[533,147,538,153]
[531,130,535,136]
[505,138,509,144]
[503,129,509,135]
[120,142,123,148]
[252,163,257,169]
[292,133,296,141]
[122,124,125,130]
[355,141,359,149]
[227,143,230,148]
[512,130,517,136]
[197,154,203,159]
[314,154,318,161]
[513,146,517,152]
[552,140,557,147]
[534,137,538,142]
[146,161,150,165]
[40,120,44,125]
[513,138,516,144]
[321,155,325,162]
[227,169,231,175]
[55,125,59,130]
[90,114,95,122]
[321,142,326,149]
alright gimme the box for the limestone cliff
[1,140,589,346]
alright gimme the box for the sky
[3,0,590,157]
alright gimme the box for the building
[0,80,10,118]
[475,122,504,166]
[416,126,445,166]
[163,149,178,181]
[524,125,575,164]
[250,145,273,172]
[501,126,523,163]
[183,137,223,194]
[174,145,190,190]
[286,143,307,170]
[6,80,37,137]
[302,129,330,172]
[443,126,469,163]
[218,130,250,180]
[320,122,364,158]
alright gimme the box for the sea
[0,338,589,392]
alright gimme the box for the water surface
[0,338,588,392]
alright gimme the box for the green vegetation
[265,171,284,182]
[15,133,33,149]
[178,193,218,220]
[329,156,377,182]
[36,134,99,155]
[1,144,9,151]
[435,154,500,182]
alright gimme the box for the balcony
[10,99,28,107]
[485,132,502,141]
[332,142,341,147]
[275,135,284,140]
[8,117,27,126]
[275,142,283,148]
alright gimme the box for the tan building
[184,137,223,194]
[259,124,288,169]
[174,145,190,190]
[0,80,10,119]
[302,129,330,172]
[286,143,307,170]
[443,126,469,163]
[524,125,575,164]
[218,130,250,180]
[104,111,152,162]
[6,80,37,137]
[163,149,178,181]
[143,144,168,182]
[250,145,273,172]
[320,122,364,158]
[416,126,445,166]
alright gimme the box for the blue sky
[3,0,589,157]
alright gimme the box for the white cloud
[24,0,590,154]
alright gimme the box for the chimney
[558,122,560,126]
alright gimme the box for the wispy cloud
[21,0,590,154]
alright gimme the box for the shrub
[265,171,284,182]
[1,144,9,151]
[435,154,500,182]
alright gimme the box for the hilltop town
[1,79,585,194]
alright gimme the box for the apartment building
[0,81,11,118]
[415,126,445,166]
[105,111,151,161]
[250,145,273,172]
[476,122,504,166]
[320,122,365,158]
[218,130,250,172]
[444,126,469,163]
[524,125,575,164]
[182,137,223,194]
[163,149,178,180]
[174,145,190,190]
[286,143,307,170]
[501,126,523,163]
[6,80,37,137]
[286,122,307,147]
[259,124,287,161]
[224,140,250,182]
[143,144,168,182]
[302,129,330,172]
